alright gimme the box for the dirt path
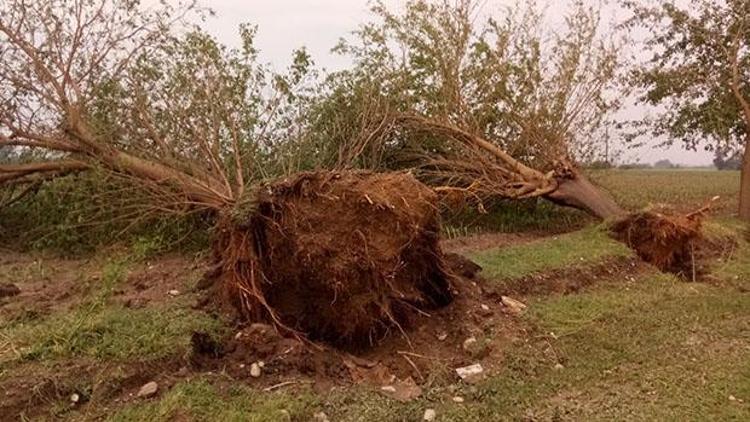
[441,232,546,254]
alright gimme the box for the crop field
[590,169,741,212]
[1,169,748,421]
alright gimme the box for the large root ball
[610,209,702,275]
[222,171,454,345]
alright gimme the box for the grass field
[1,170,749,420]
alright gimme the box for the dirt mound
[217,171,455,346]
[609,206,723,278]
[192,261,521,393]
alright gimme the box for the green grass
[110,379,318,422]
[470,226,632,279]
[3,304,222,363]
[435,270,750,421]
[0,258,223,365]
[590,169,740,212]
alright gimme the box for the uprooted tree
[314,0,715,275]
[0,0,712,345]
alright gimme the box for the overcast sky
[185,0,713,166]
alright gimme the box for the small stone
[258,361,265,368]
[456,363,484,383]
[313,412,330,422]
[437,333,448,341]
[250,362,262,378]
[137,381,158,398]
[234,331,244,340]
[239,364,245,369]
[70,393,80,404]
[423,408,436,421]
[453,396,465,403]
[501,296,527,315]
[379,377,422,402]
[168,289,180,297]
[479,304,492,316]
[554,363,564,370]
[729,395,737,401]
[462,336,477,351]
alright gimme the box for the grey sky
[191,0,713,166]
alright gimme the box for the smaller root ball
[610,209,702,275]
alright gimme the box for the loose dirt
[193,254,521,392]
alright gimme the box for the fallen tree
[397,116,625,220]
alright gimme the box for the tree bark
[740,135,750,221]
[545,171,626,220]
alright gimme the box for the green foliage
[470,226,632,279]
[0,172,211,255]
[623,0,750,152]
[443,199,589,237]
[325,0,623,170]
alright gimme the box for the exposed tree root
[610,199,727,279]
[213,171,455,346]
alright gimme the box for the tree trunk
[545,171,626,220]
[740,135,750,221]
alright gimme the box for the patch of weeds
[92,257,129,302]
[442,224,483,240]
[130,234,168,260]
[0,172,211,256]
[470,225,632,280]
[711,219,750,288]
[109,378,319,422]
